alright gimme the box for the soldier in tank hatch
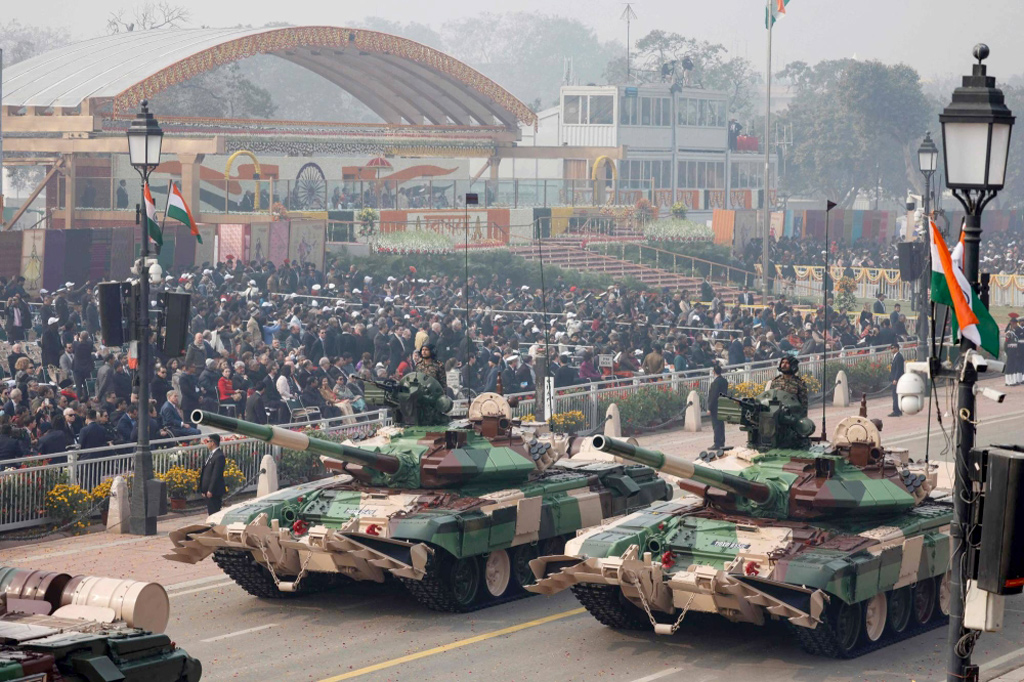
[772,355,807,410]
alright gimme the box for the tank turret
[193,410,559,489]
[591,433,923,520]
[714,389,816,450]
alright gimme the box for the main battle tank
[528,389,953,658]
[165,373,671,612]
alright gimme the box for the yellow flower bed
[730,373,821,399]
[158,465,200,499]
[45,483,94,534]
[549,410,587,433]
[224,459,246,493]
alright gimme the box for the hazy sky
[10,0,1024,80]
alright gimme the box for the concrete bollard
[106,476,129,534]
[257,454,279,498]
[604,403,622,438]
[684,390,702,432]
[833,370,851,407]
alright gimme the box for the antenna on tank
[821,200,837,441]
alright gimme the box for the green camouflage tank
[528,389,953,658]
[165,373,671,612]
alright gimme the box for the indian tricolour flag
[166,182,202,243]
[766,0,791,28]
[143,182,163,246]
[929,219,999,357]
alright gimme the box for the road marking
[168,579,236,598]
[629,668,683,682]
[980,647,1024,673]
[201,623,278,642]
[167,574,236,591]
[318,607,586,681]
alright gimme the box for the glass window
[641,98,652,126]
[697,162,707,188]
[686,99,699,126]
[687,161,697,188]
[620,97,638,126]
[589,95,613,124]
[564,95,581,125]
[698,101,708,127]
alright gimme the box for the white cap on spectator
[387,276,396,282]
[65,282,74,288]
[364,276,372,283]
[249,279,256,285]
[40,288,48,294]
[312,284,321,291]
[328,283,336,290]
[353,288,361,294]
[521,285,529,291]
[311,300,318,307]
[47,317,59,325]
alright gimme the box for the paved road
[7,379,1024,681]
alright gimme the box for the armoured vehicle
[528,389,953,658]
[0,567,201,681]
[164,373,672,612]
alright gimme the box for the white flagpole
[762,0,773,299]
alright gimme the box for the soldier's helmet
[778,354,799,374]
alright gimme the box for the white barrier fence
[0,410,391,532]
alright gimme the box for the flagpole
[762,0,773,301]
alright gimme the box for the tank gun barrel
[192,411,401,474]
[591,435,772,504]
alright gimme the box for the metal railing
[545,343,918,431]
[0,410,391,532]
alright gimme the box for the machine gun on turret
[361,372,453,426]
[715,388,816,450]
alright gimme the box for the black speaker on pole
[162,292,192,357]
[897,242,926,280]
[97,282,127,346]
[977,448,1024,595]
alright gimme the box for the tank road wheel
[571,583,652,631]
[862,593,888,643]
[510,544,540,590]
[886,587,913,635]
[212,549,292,599]
[912,578,937,625]
[484,550,512,597]
[794,598,863,658]
[449,557,482,608]
[938,571,952,617]
[401,552,484,613]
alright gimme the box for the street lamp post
[917,131,939,346]
[939,44,1014,682]
[126,100,164,536]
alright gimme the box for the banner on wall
[288,220,326,270]
[378,209,514,245]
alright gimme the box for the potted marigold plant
[159,466,200,511]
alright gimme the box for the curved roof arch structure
[2,26,537,130]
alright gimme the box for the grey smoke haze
[8,0,1024,79]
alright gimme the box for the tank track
[791,607,948,658]
[571,584,653,630]
[212,549,341,598]
[399,564,527,613]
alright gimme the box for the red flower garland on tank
[660,550,675,569]
[291,519,310,536]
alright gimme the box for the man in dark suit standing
[708,363,729,449]
[888,342,905,417]
[199,434,226,514]
[245,385,268,424]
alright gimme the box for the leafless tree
[107,2,190,33]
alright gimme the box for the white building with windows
[505,83,776,215]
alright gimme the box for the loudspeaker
[162,292,191,357]
[977,447,1024,595]
[897,242,926,280]
[97,282,126,346]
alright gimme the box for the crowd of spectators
[0,245,922,463]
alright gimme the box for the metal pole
[947,210,981,682]
[918,172,933,346]
[762,0,773,299]
[130,182,155,535]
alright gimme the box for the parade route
[6,380,1024,682]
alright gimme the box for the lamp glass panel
[987,122,1011,186]
[943,121,990,186]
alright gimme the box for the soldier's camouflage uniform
[415,356,447,389]
[772,372,807,409]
